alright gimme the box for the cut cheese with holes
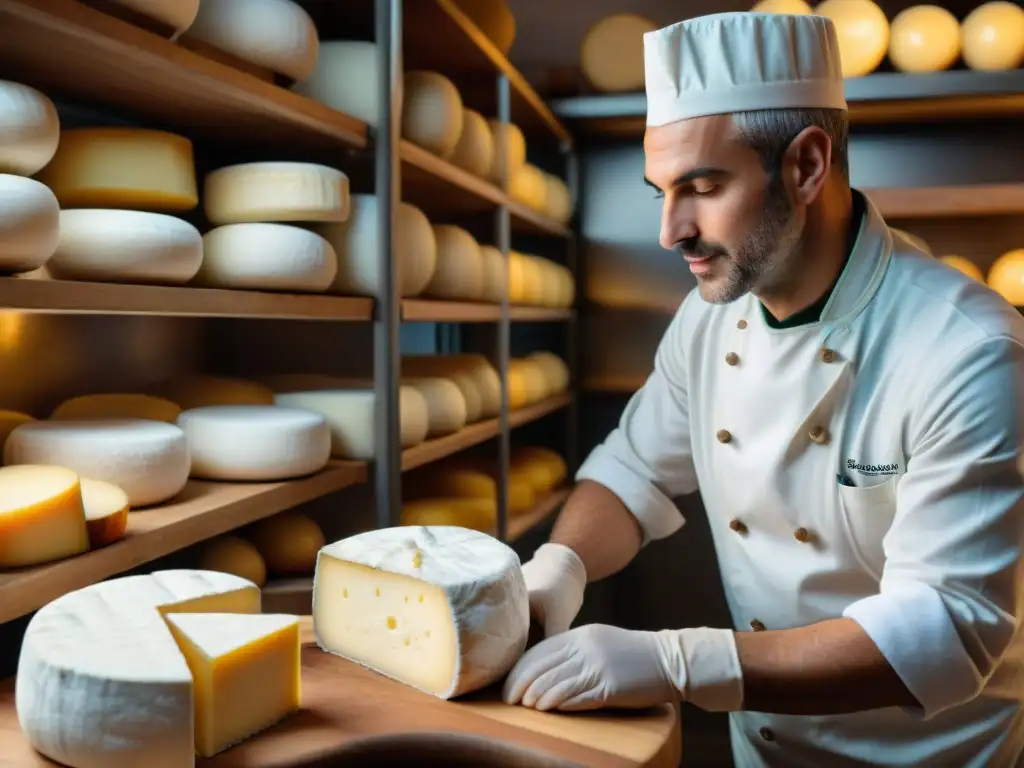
[0,410,33,461]
[249,513,325,575]
[0,464,88,568]
[36,127,198,211]
[0,174,60,274]
[177,405,331,481]
[185,0,319,82]
[479,245,507,303]
[313,526,529,699]
[5,419,190,507]
[294,41,379,125]
[200,535,268,588]
[814,0,890,78]
[402,71,464,158]
[423,225,485,300]
[204,162,349,225]
[51,393,183,423]
[163,612,301,757]
[449,109,493,178]
[486,119,526,186]
[581,13,657,92]
[402,354,500,420]
[403,377,468,437]
[197,223,336,293]
[401,497,496,532]
[48,209,203,284]
[16,570,262,768]
[81,477,129,549]
[0,80,60,176]
[153,375,276,410]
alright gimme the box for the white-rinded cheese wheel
[479,245,507,303]
[248,512,325,575]
[0,80,59,177]
[315,194,436,298]
[204,162,349,225]
[961,2,1024,71]
[888,5,961,73]
[0,465,89,569]
[81,477,130,549]
[0,411,33,462]
[177,405,331,481]
[93,0,201,33]
[184,0,319,82]
[423,225,485,300]
[51,393,182,423]
[544,173,573,224]
[510,164,548,211]
[0,175,60,274]
[486,119,526,186]
[293,41,378,125]
[528,351,569,393]
[403,377,468,437]
[402,71,463,158]
[36,127,198,212]
[452,0,517,55]
[153,374,276,409]
[196,223,336,293]
[751,0,813,12]
[815,0,890,78]
[448,109,493,178]
[48,209,203,285]
[580,14,657,93]
[274,386,430,460]
[199,535,268,586]
[5,419,190,507]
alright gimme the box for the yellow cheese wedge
[0,464,89,567]
[163,612,301,758]
[82,477,129,549]
[51,393,182,423]
[0,410,34,461]
[941,255,985,283]
[987,249,1024,305]
[961,2,1024,71]
[888,5,961,73]
[248,513,325,575]
[200,535,268,587]
[815,0,890,78]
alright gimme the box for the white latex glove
[502,623,744,713]
[520,543,587,637]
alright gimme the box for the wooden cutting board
[0,618,681,768]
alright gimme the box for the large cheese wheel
[486,119,526,186]
[5,419,191,507]
[90,0,201,34]
[580,14,657,93]
[0,465,89,568]
[451,0,516,55]
[293,41,378,125]
[544,173,573,225]
[401,497,496,532]
[184,0,319,82]
[51,393,182,423]
[507,250,528,304]
[403,377,468,437]
[153,375,276,410]
[423,225,485,300]
[48,209,203,285]
[0,80,59,176]
[247,512,325,575]
[987,249,1024,304]
[402,72,464,158]
[204,162,349,225]
[509,358,549,405]
[37,127,198,211]
[511,446,567,492]
[961,2,1024,71]
[510,164,548,211]
[889,5,960,73]
[518,253,544,305]
[940,255,985,282]
[449,109,493,178]
[315,194,436,298]
[815,0,890,78]
[199,535,267,587]
[0,411,33,462]
[532,257,561,307]
[751,0,813,12]
[402,354,500,420]
[0,175,60,274]
[479,245,507,303]
[196,223,336,293]
[178,405,331,481]
[528,351,569,394]
[413,464,535,514]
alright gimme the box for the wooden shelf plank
[0,277,375,320]
[402,301,573,323]
[0,0,367,149]
[508,487,571,542]
[0,461,368,624]
[510,306,574,322]
[864,184,1024,219]
[508,392,573,429]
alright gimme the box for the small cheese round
[401,355,500,420]
[0,411,33,461]
[48,209,203,285]
[479,245,507,303]
[0,80,59,176]
[177,405,331,481]
[509,358,549,405]
[0,465,89,568]
[196,223,336,293]
[0,175,60,274]
[293,41,379,125]
[528,351,570,394]
[247,512,325,575]
[204,162,350,225]
[555,264,576,308]
[889,5,961,73]
[510,164,548,211]
[449,109,493,178]
[511,446,568,492]
[199,535,267,587]
[517,253,544,305]
[402,71,464,158]
[82,477,130,549]
[961,2,1024,71]
[508,250,528,304]
[580,13,657,93]
[153,374,276,410]
[51,393,182,423]
[420,461,536,513]
[533,257,562,307]
[403,377,468,437]
[99,0,201,34]
[544,173,573,224]
[423,225,485,301]
[751,0,813,12]
[316,194,437,298]
[452,0,517,55]
[815,0,890,78]
[941,255,985,282]
[184,0,319,82]
[36,127,198,211]
[987,249,1024,304]
[4,419,191,507]
[486,119,526,185]
[401,497,497,532]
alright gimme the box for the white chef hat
[644,12,847,127]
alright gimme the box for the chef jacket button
[725,352,740,366]
[759,727,775,742]
[808,425,830,445]
[717,429,732,444]
[794,527,811,543]
[737,319,747,329]
[750,619,766,632]
[819,347,836,363]
[729,518,747,535]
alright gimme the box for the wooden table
[0,617,681,768]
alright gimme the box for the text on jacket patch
[845,459,901,477]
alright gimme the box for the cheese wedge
[81,477,129,548]
[0,464,89,568]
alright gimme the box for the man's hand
[520,543,587,637]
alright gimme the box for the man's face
[643,114,803,304]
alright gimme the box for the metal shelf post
[495,72,511,542]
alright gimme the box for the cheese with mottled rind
[204,162,349,225]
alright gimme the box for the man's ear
[782,126,832,206]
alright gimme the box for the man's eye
[693,185,717,197]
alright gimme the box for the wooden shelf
[402,300,573,323]
[0,461,367,624]
[0,277,375,320]
[864,184,1024,219]
[0,0,367,150]
[510,306,574,322]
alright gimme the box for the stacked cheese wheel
[86,0,201,37]
[508,251,575,307]
[199,511,327,586]
[509,352,570,410]
[17,570,302,765]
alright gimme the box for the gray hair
[731,108,849,179]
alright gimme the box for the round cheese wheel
[403,377,468,437]
[519,254,545,305]
[451,0,516,55]
[402,71,463,158]
[401,497,496,532]
[0,411,33,462]
[528,351,570,393]
[511,446,567,491]
[507,250,528,304]
[4,419,190,507]
[48,209,203,285]
[204,161,349,225]
[51,393,182,423]
[891,227,932,255]
[196,223,336,293]
[557,265,576,308]
[510,164,548,211]
[401,354,500,420]
[293,41,379,125]
[449,109,493,178]
[987,249,1024,304]
[961,2,1024,71]
[479,245,507,303]
[316,194,437,298]
[423,225,485,300]
[81,477,130,549]
[424,463,536,513]
[941,255,985,282]
[889,5,961,73]
[486,119,526,186]
[0,464,88,568]
[581,13,656,93]
[36,127,198,211]
[184,0,319,82]
[0,80,59,176]
[0,175,60,274]
[544,173,573,225]
[247,512,325,575]
[178,405,331,481]
[152,375,276,409]
[99,0,201,34]
[751,0,813,12]
[815,0,890,78]
[509,359,549,405]
[538,258,565,307]
[199,535,267,587]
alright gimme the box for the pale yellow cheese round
[448,108,493,178]
[401,497,496,533]
[751,0,813,12]
[486,119,526,186]
[511,446,568,492]
[580,13,657,93]
[152,375,275,410]
[889,5,961,73]
[528,351,570,394]
[81,477,129,549]
[519,254,545,305]
[0,464,89,569]
[51,393,182,423]
[203,162,350,225]
[99,0,200,34]
[508,250,528,304]
[510,358,549,405]
[0,411,33,463]
[479,244,507,303]
[544,173,573,225]
[417,464,536,514]
[247,512,325,575]
[510,164,548,211]
[536,258,564,307]
[402,377,468,438]
[423,224,485,300]
[815,0,890,78]
[452,0,516,55]
[961,2,1024,71]
[987,249,1024,304]
[941,255,985,282]
[555,264,576,308]
[401,354,500,420]
[402,71,464,159]
[199,535,267,587]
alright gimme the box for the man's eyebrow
[643,167,729,190]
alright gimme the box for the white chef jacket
[577,192,1024,767]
